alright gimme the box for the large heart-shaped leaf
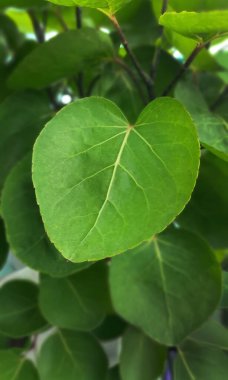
[109,228,221,345]
[0,280,47,337]
[32,97,199,262]
[0,350,39,380]
[1,155,89,277]
[37,330,108,380]
[8,28,113,90]
[159,11,228,41]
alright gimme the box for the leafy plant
[0,0,227,379]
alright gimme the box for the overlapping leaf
[47,0,132,14]
[110,228,221,345]
[0,350,39,380]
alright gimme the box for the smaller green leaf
[1,155,89,277]
[110,228,222,345]
[175,80,228,161]
[37,330,108,380]
[0,350,39,380]
[190,319,228,350]
[177,152,228,249]
[0,219,8,270]
[160,11,228,41]
[120,326,166,380]
[8,28,113,90]
[0,0,46,8]
[175,341,228,380]
[39,263,110,331]
[0,280,47,338]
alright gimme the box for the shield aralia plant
[0,0,228,379]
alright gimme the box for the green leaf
[120,326,166,380]
[106,367,120,380]
[190,319,228,350]
[93,314,127,341]
[169,0,228,12]
[0,219,8,270]
[0,350,39,380]
[0,280,47,338]
[37,329,108,380]
[8,28,113,90]
[159,11,228,41]
[47,0,131,14]
[177,152,228,249]
[39,263,109,331]
[32,97,200,263]
[175,341,228,380]
[109,228,221,345]
[0,91,50,192]
[0,0,45,8]
[175,80,228,161]
[221,272,228,308]
[1,155,89,277]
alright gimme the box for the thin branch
[109,14,154,100]
[114,57,147,104]
[151,0,169,80]
[76,6,82,29]
[54,7,69,32]
[28,9,45,43]
[28,9,60,110]
[162,42,204,96]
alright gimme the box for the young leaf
[32,97,199,263]
[37,330,108,380]
[109,228,221,345]
[47,0,132,14]
[39,263,109,331]
[175,80,228,161]
[159,11,228,41]
[0,350,39,380]
[0,91,50,192]
[8,29,113,90]
[0,219,8,270]
[177,152,228,249]
[175,341,228,380]
[0,280,47,337]
[120,326,166,380]
[1,155,89,277]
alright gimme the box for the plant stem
[151,0,169,80]
[28,9,60,110]
[54,7,68,31]
[28,9,45,43]
[162,42,204,96]
[76,6,82,29]
[109,14,154,100]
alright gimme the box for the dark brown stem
[76,7,82,29]
[151,0,169,80]
[162,42,204,96]
[28,9,45,43]
[28,10,59,110]
[211,85,228,110]
[54,7,68,31]
[110,15,154,100]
